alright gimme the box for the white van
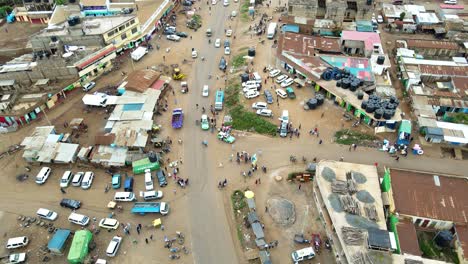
[6,237,29,249]
[35,167,51,185]
[144,169,154,191]
[280,110,289,123]
[106,236,122,257]
[143,190,163,200]
[252,72,262,84]
[81,171,94,189]
[291,247,315,263]
[68,212,90,226]
[114,192,136,202]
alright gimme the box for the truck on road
[130,202,169,215]
[171,108,184,128]
[131,46,148,61]
[267,22,277,39]
[214,90,224,111]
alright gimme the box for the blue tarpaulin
[281,24,299,33]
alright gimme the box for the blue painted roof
[282,24,299,33]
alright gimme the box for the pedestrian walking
[299,124,301,130]
[173,189,176,195]
[321,112,325,118]
[298,184,301,190]
[258,178,261,184]
[349,146,352,151]
[145,238,149,244]
[265,206,268,212]
[353,144,357,151]
[340,157,344,161]
[60,187,66,194]
[179,157,183,164]
[255,179,258,185]
[319,139,323,144]
[150,235,153,240]
[163,55,166,61]
[374,162,378,167]
[137,228,140,235]
[395,156,400,162]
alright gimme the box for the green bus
[67,230,93,264]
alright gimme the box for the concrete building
[30,15,140,52]
[340,31,382,57]
[388,169,468,262]
[13,0,55,24]
[288,0,374,24]
[405,39,461,59]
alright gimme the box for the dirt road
[181,2,240,264]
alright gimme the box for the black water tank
[336,80,342,87]
[374,108,383,119]
[342,79,350,89]
[383,109,394,120]
[386,103,395,110]
[389,96,396,104]
[316,94,324,105]
[377,56,385,65]
[307,98,317,109]
[349,83,358,92]
[393,99,400,106]
[365,103,375,113]
[248,48,255,57]
[357,92,364,100]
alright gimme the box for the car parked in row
[166,35,181,42]
[60,171,73,188]
[269,69,281,78]
[281,78,294,87]
[71,172,84,187]
[112,174,121,189]
[276,74,288,83]
[106,236,122,257]
[275,88,287,99]
[81,171,94,190]
[244,90,260,99]
[252,102,268,110]
[256,109,273,117]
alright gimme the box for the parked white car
[166,35,181,42]
[444,0,457,4]
[82,82,96,92]
[280,78,294,87]
[242,85,258,93]
[224,47,231,55]
[214,38,221,48]
[202,85,209,97]
[377,15,384,23]
[60,171,73,188]
[244,90,260,99]
[8,253,26,263]
[226,29,232,37]
[81,171,94,189]
[191,49,198,58]
[242,80,260,87]
[106,236,122,257]
[211,0,217,4]
[275,88,287,99]
[71,172,84,187]
[36,208,58,221]
[223,0,229,6]
[276,74,288,83]
[269,69,281,77]
[35,167,51,185]
[252,102,268,110]
[99,218,120,230]
[256,109,273,117]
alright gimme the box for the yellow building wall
[102,18,141,48]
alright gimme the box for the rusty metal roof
[125,69,161,93]
[406,39,460,50]
[396,219,422,256]
[280,32,341,55]
[391,169,468,224]
[419,65,468,77]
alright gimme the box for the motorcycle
[325,238,332,251]
[169,254,180,260]
[294,234,310,244]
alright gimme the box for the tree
[399,12,406,21]
[55,0,64,5]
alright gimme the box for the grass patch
[240,0,250,22]
[225,83,241,108]
[230,105,277,136]
[334,129,377,145]
[418,232,460,264]
[232,53,247,68]
[236,225,244,247]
